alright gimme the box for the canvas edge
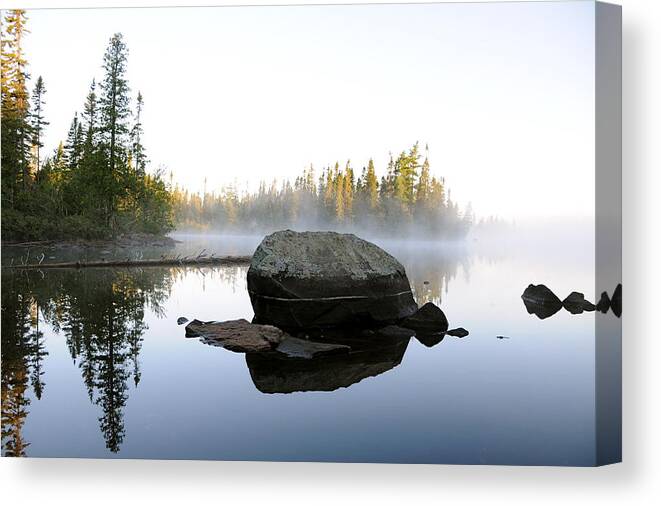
[595,0,622,466]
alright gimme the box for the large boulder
[247,230,418,328]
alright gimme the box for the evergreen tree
[130,91,147,175]
[365,158,379,210]
[1,9,31,200]
[29,76,48,179]
[81,79,98,154]
[98,33,131,230]
[64,113,83,170]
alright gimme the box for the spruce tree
[64,113,83,170]
[30,76,48,179]
[98,33,131,230]
[365,158,379,210]
[1,9,31,199]
[130,91,147,176]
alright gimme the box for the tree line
[2,9,477,242]
[172,142,474,239]
[1,10,172,241]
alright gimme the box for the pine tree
[1,9,32,199]
[130,91,147,176]
[98,33,131,230]
[343,160,354,221]
[365,158,379,210]
[64,113,83,170]
[334,171,345,222]
[81,79,98,154]
[415,153,431,210]
[29,76,48,179]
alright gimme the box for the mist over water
[0,222,609,464]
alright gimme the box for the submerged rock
[611,283,622,318]
[562,292,596,314]
[275,337,350,359]
[446,327,469,338]
[247,230,418,328]
[374,325,415,339]
[400,302,449,333]
[596,291,611,313]
[522,284,563,319]
[186,319,285,353]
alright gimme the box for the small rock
[401,302,449,333]
[177,317,189,325]
[522,284,562,319]
[522,284,561,306]
[275,337,350,359]
[415,333,445,348]
[596,292,611,313]
[496,335,510,339]
[562,292,596,314]
[446,327,469,338]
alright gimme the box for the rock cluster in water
[522,283,622,320]
[183,231,468,392]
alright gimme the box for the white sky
[20,1,595,221]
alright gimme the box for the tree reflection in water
[1,250,469,456]
[1,267,180,455]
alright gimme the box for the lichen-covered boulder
[247,230,418,329]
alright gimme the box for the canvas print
[1,1,621,465]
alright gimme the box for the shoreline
[1,233,180,250]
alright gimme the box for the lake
[1,230,614,464]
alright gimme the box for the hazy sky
[21,1,595,221]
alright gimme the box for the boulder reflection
[246,333,411,394]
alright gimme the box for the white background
[1,1,659,505]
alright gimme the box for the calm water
[1,231,614,464]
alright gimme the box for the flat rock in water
[247,230,418,328]
[275,337,350,359]
[401,302,449,333]
[562,292,596,314]
[446,327,469,338]
[185,318,285,353]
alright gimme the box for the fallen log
[3,255,252,270]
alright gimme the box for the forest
[2,9,475,242]
[1,10,172,241]
[171,143,474,239]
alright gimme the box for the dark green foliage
[1,16,173,241]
